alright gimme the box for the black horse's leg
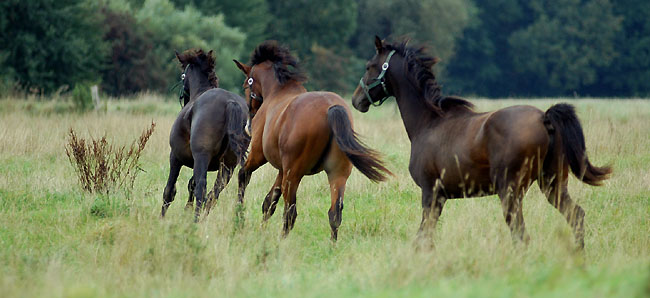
[205,162,234,215]
[237,156,266,205]
[540,175,585,249]
[192,153,210,222]
[185,176,195,211]
[416,184,446,247]
[262,171,283,221]
[162,154,182,217]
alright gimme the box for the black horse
[352,37,611,249]
[162,49,250,220]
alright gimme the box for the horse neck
[188,68,214,102]
[388,66,439,141]
[261,80,306,104]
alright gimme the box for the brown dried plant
[65,122,155,194]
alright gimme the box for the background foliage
[1,0,648,97]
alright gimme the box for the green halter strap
[358,50,396,106]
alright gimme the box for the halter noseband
[358,50,396,106]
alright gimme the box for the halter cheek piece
[358,50,396,106]
[246,67,263,104]
[177,64,191,106]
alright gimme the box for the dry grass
[0,96,648,297]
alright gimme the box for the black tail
[544,103,611,186]
[226,101,251,167]
[327,105,392,182]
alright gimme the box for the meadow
[0,96,648,297]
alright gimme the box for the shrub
[71,83,93,112]
[65,122,155,194]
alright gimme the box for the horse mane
[177,48,219,88]
[250,40,307,85]
[384,40,473,114]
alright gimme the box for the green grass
[0,96,648,297]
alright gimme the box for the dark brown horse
[162,49,250,220]
[233,41,392,240]
[352,37,611,249]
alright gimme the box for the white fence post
[91,85,100,110]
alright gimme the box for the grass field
[0,95,648,297]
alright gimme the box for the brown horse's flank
[352,37,611,249]
[234,41,391,240]
[162,49,250,221]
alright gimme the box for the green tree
[257,0,359,93]
[508,0,622,96]
[350,0,474,67]
[169,0,271,55]
[444,0,533,96]
[266,0,358,56]
[0,0,107,94]
[598,0,650,96]
[101,7,161,96]
[135,0,246,91]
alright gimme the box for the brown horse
[352,37,611,249]
[162,49,250,221]
[233,41,392,240]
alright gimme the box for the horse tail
[544,103,611,186]
[226,101,251,167]
[327,105,392,182]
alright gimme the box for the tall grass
[0,97,648,297]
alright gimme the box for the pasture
[0,96,648,297]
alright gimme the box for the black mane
[177,49,219,88]
[250,40,307,85]
[384,40,473,114]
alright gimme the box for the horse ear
[175,50,183,63]
[208,50,214,58]
[374,35,383,53]
[233,60,250,75]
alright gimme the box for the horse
[232,41,392,240]
[352,36,611,249]
[161,49,250,221]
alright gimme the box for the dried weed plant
[65,121,155,194]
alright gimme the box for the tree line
[1,0,648,98]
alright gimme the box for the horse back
[263,91,349,172]
[410,105,549,197]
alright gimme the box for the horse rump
[225,101,251,166]
[544,103,611,185]
[327,105,392,182]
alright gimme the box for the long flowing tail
[544,103,611,186]
[226,101,251,167]
[327,105,392,182]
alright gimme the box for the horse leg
[161,154,182,217]
[540,169,585,249]
[281,171,303,237]
[205,162,235,215]
[192,153,210,222]
[262,171,283,221]
[495,174,530,245]
[185,176,195,211]
[237,154,267,205]
[327,175,348,242]
[416,184,446,247]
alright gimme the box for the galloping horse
[233,41,392,240]
[162,49,250,220]
[352,37,611,248]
